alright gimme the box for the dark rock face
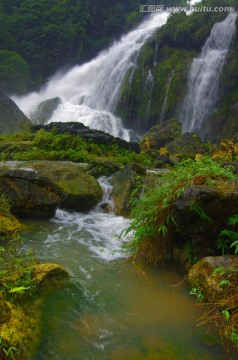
[32,122,140,153]
[172,183,238,262]
[112,163,146,216]
[0,90,31,134]
[0,169,62,218]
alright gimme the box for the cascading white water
[145,69,154,113]
[179,11,237,135]
[13,12,169,140]
[160,70,174,122]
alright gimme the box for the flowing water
[21,177,237,360]
[179,11,237,136]
[13,13,169,140]
[160,70,174,123]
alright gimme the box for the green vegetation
[217,215,238,255]
[0,128,152,167]
[191,262,238,352]
[0,0,187,93]
[124,157,236,264]
[0,194,36,302]
[117,0,238,136]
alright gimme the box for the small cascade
[179,11,237,136]
[153,42,158,67]
[121,66,136,113]
[160,70,174,122]
[145,69,154,113]
[95,176,114,214]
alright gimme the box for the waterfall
[121,66,136,114]
[179,11,237,136]
[145,69,154,113]
[13,12,169,140]
[160,70,174,122]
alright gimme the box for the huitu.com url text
[140,5,232,13]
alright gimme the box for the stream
[21,178,236,360]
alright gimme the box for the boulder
[0,212,22,238]
[33,97,61,123]
[166,132,205,156]
[141,119,182,151]
[27,161,103,212]
[0,168,62,219]
[0,90,31,134]
[172,183,238,262]
[32,122,140,153]
[189,256,238,302]
[112,163,146,216]
[31,263,69,288]
[0,263,69,359]
[87,160,122,178]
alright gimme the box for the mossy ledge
[0,196,69,359]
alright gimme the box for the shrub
[123,156,236,264]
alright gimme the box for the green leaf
[218,280,230,287]
[222,310,230,322]
[9,286,31,293]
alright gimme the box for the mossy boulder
[189,256,238,303]
[31,263,69,289]
[27,161,103,212]
[0,213,22,238]
[0,168,62,219]
[141,119,182,151]
[0,263,69,359]
[166,132,206,156]
[172,182,238,263]
[86,160,122,178]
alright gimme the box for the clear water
[21,206,236,360]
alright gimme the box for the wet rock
[172,183,238,263]
[0,90,31,134]
[31,263,69,289]
[0,212,22,238]
[87,160,122,178]
[112,163,146,216]
[0,263,69,359]
[166,132,205,156]
[33,97,61,123]
[141,119,182,151]
[155,154,173,168]
[189,255,238,302]
[27,161,103,212]
[32,121,140,153]
[0,168,62,219]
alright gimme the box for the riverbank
[0,125,238,356]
